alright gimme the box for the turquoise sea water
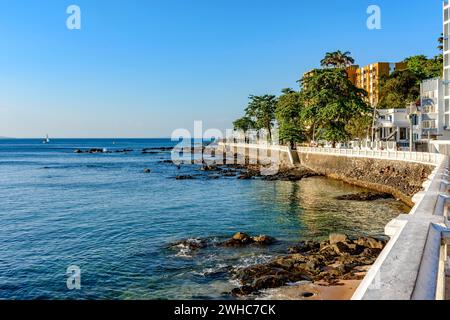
[0,139,409,300]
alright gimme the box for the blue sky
[0,0,444,138]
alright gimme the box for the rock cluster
[230,233,387,297]
[176,175,194,180]
[74,148,133,154]
[221,232,276,247]
[335,192,393,201]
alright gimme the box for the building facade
[419,78,450,141]
[356,62,406,106]
[444,1,450,127]
[374,108,411,148]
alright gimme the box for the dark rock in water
[170,238,209,251]
[231,285,255,297]
[143,168,151,173]
[335,192,393,201]
[176,175,194,180]
[159,160,173,164]
[200,165,222,172]
[142,147,173,152]
[262,168,320,182]
[74,148,109,154]
[222,232,276,247]
[252,235,276,245]
[115,149,133,153]
[222,172,237,177]
[329,233,348,245]
[238,173,254,180]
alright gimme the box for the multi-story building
[356,62,406,106]
[419,78,450,141]
[444,1,450,125]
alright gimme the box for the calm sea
[0,139,409,300]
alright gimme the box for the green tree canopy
[245,94,278,140]
[233,116,254,133]
[299,68,370,146]
[378,70,421,109]
[403,55,442,80]
[275,88,305,147]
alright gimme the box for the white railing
[297,147,445,166]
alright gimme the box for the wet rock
[143,168,151,173]
[229,233,389,296]
[335,192,393,201]
[288,241,321,254]
[200,165,222,172]
[262,168,320,182]
[222,233,276,247]
[222,172,237,177]
[176,175,194,180]
[252,235,276,245]
[143,147,173,152]
[329,233,348,245]
[355,237,386,250]
[231,286,255,297]
[238,173,254,180]
[170,238,209,251]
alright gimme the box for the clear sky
[0,0,444,138]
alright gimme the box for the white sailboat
[43,134,50,144]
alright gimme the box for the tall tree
[245,94,278,141]
[299,68,370,147]
[275,88,305,148]
[403,55,442,80]
[233,116,254,142]
[378,70,421,109]
[345,113,373,141]
[320,51,355,69]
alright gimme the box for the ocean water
[0,139,410,300]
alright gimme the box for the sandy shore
[259,280,362,300]
[258,265,370,300]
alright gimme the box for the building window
[446,99,450,112]
[399,128,407,140]
[446,114,450,127]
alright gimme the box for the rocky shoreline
[170,232,387,299]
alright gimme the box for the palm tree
[320,51,355,69]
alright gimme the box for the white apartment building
[444,1,450,126]
[375,109,411,148]
[419,78,450,141]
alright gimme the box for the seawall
[298,152,433,206]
